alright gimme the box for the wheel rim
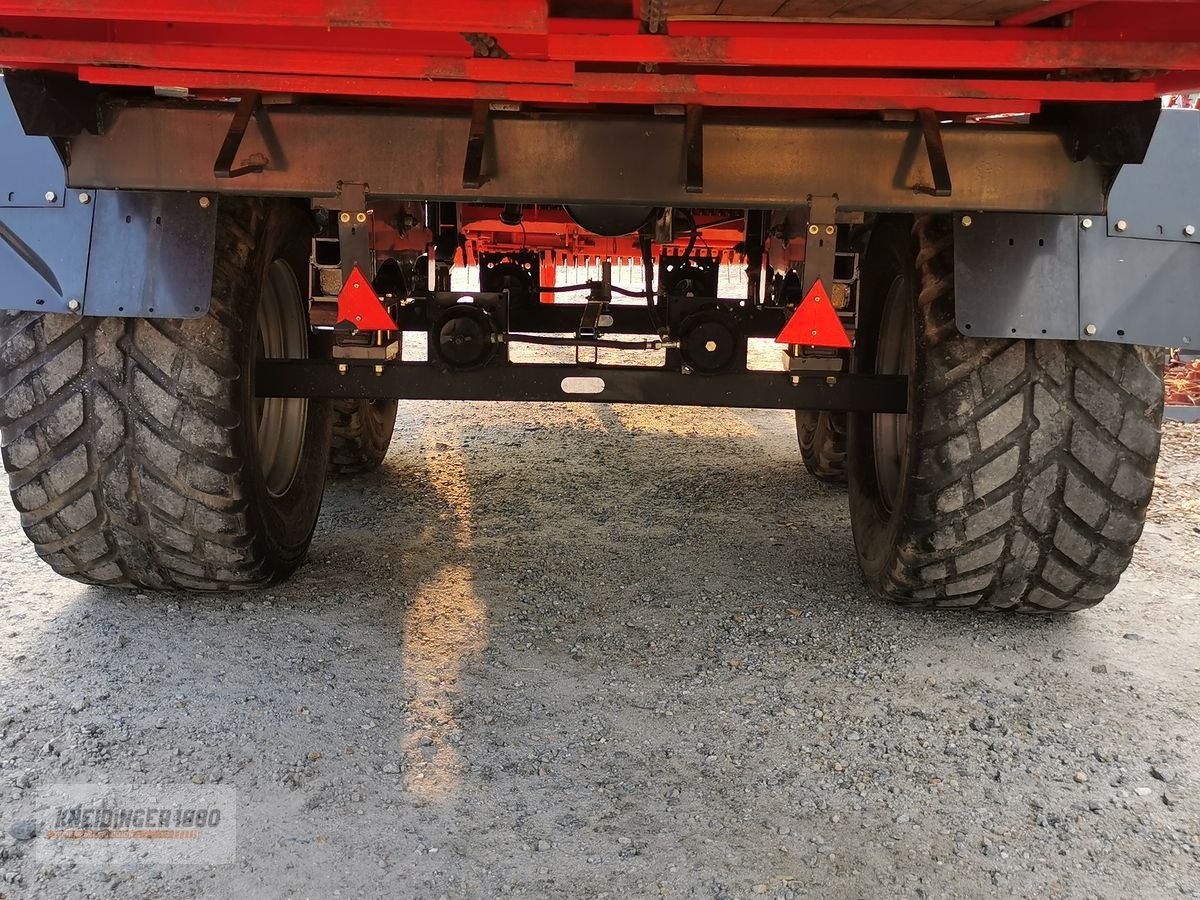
[871,275,912,515]
[255,259,309,497]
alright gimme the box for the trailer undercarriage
[0,0,1196,610]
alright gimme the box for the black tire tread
[865,215,1163,613]
[796,410,848,485]
[0,198,306,590]
[329,398,398,475]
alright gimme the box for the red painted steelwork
[0,38,576,84]
[546,31,1200,71]
[76,67,1087,114]
[0,0,549,31]
[2,1,1200,111]
[457,207,747,264]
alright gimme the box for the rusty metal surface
[65,103,1108,213]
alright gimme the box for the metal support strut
[462,100,489,190]
[685,105,703,194]
[917,108,953,198]
[214,92,267,179]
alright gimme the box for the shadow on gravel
[7,407,1127,898]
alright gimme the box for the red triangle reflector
[774,281,850,348]
[337,264,398,331]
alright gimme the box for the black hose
[537,283,593,293]
[508,334,659,350]
[610,284,650,298]
[678,208,698,267]
[640,233,667,337]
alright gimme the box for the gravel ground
[0,404,1197,900]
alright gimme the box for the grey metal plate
[0,197,94,314]
[1107,109,1200,245]
[84,191,218,318]
[0,75,66,209]
[954,213,1079,340]
[1166,405,1200,422]
[1079,228,1200,348]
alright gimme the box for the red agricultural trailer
[0,0,1197,611]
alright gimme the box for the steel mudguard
[953,108,1200,348]
[0,76,217,319]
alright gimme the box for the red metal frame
[455,206,747,263]
[367,205,751,304]
[1,1,1199,113]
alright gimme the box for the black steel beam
[403,301,789,337]
[66,101,1107,213]
[254,360,908,412]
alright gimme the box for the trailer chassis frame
[57,98,1110,213]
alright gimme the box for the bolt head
[1085,323,1098,336]
[355,212,367,224]
[78,192,91,205]
[198,196,211,209]
[961,215,973,227]
[339,212,352,223]
[1115,219,1128,232]
[1185,225,1196,237]
[67,298,81,312]
[1080,217,1094,230]
[825,225,835,235]
[44,191,57,203]
[808,224,820,235]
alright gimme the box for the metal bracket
[214,92,267,179]
[917,109,953,198]
[576,262,613,340]
[641,0,668,34]
[337,213,373,286]
[462,100,489,191]
[744,209,767,304]
[312,182,370,213]
[802,196,838,297]
[684,105,703,194]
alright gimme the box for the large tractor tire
[796,410,848,485]
[0,198,332,590]
[846,215,1163,613]
[330,399,398,475]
